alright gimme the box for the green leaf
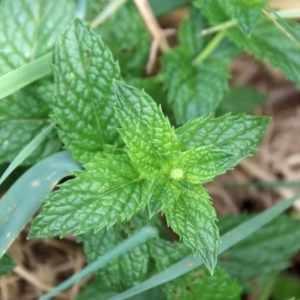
[178,6,211,57]
[114,81,180,179]
[227,19,300,88]
[52,19,122,164]
[77,280,117,300]
[165,266,242,300]
[161,7,237,124]
[98,2,151,76]
[232,0,268,34]
[0,0,75,73]
[150,239,191,271]
[29,154,146,238]
[0,0,75,164]
[176,114,270,168]
[194,0,269,33]
[146,175,178,217]
[162,46,232,123]
[272,274,300,300]
[193,0,230,24]
[163,185,219,274]
[0,254,16,277]
[151,240,241,300]
[177,146,235,183]
[0,85,61,165]
[217,86,267,116]
[219,214,300,291]
[79,226,149,291]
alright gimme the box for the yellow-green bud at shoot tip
[170,167,184,180]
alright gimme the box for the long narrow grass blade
[0,123,56,185]
[109,193,300,300]
[39,226,157,300]
[0,151,81,258]
[0,53,52,100]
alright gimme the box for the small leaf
[52,19,122,164]
[98,2,151,76]
[219,214,300,291]
[163,185,219,274]
[194,0,269,33]
[161,6,238,124]
[150,239,191,271]
[0,254,16,277]
[227,18,300,87]
[29,154,146,238]
[162,47,231,123]
[217,86,267,115]
[176,114,270,168]
[79,225,149,291]
[177,146,235,183]
[151,240,241,300]
[146,175,178,217]
[165,266,242,300]
[114,81,180,179]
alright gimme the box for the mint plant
[1,0,300,299]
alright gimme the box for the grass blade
[109,192,300,300]
[0,123,56,185]
[0,151,81,258]
[0,53,52,100]
[39,226,158,300]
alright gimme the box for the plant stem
[192,30,226,65]
[91,0,127,29]
[201,8,300,36]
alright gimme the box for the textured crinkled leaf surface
[177,146,234,183]
[0,254,16,277]
[227,19,300,88]
[176,114,270,168]
[115,82,180,178]
[218,214,300,291]
[161,7,236,124]
[195,0,268,33]
[52,19,122,164]
[165,266,242,300]
[79,226,149,291]
[98,2,151,76]
[151,239,241,300]
[163,185,219,273]
[0,0,75,164]
[146,175,178,217]
[29,154,145,238]
[217,86,267,115]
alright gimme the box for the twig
[146,28,176,74]
[133,0,170,52]
[201,8,300,36]
[91,0,127,29]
